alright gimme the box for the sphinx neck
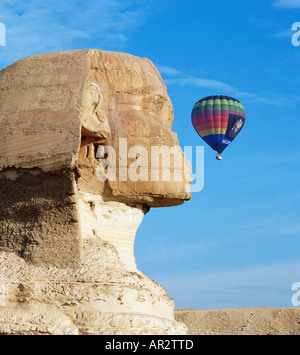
[77,191,145,272]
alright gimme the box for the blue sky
[1,0,300,310]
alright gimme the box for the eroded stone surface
[0,238,187,335]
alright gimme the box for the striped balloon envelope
[191,95,246,160]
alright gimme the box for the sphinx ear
[81,82,111,138]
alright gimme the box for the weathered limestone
[78,193,146,272]
[0,50,191,335]
[0,238,188,335]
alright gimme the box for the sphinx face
[78,50,192,207]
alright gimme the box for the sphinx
[0,49,191,335]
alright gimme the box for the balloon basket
[216,155,223,161]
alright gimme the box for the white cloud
[0,0,161,68]
[274,0,300,8]
[160,66,300,106]
[238,216,300,237]
[157,65,181,76]
[271,29,294,38]
[159,261,300,309]
[165,76,237,93]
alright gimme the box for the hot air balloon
[191,95,246,160]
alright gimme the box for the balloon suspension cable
[216,154,223,161]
